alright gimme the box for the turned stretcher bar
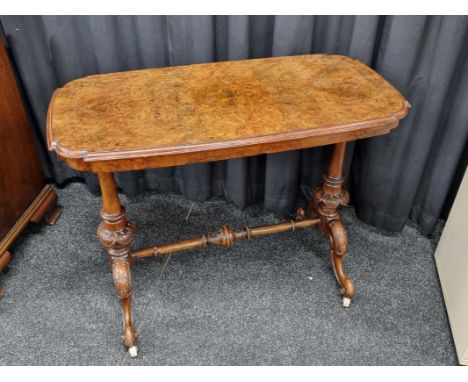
[131,210,320,260]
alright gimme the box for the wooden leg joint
[311,184,349,225]
[97,208,135,249]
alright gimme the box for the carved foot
[329,220,355,306]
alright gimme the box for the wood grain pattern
[47,54,409,172]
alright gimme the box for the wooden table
[47,54,410,358]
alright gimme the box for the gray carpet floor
[0,182,457,365]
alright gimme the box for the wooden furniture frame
[0,38,61,299]
[47,54,409,357]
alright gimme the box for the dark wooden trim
[0,250,11,273]
[0,185,61,256]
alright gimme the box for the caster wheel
[128,346,138,358]
[342,297,351,308]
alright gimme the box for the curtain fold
[1,15,467,235]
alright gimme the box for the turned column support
[309,142,355,307]
[96,172,138,357]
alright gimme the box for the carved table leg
[309,142,355,307]
[96,172,138,357]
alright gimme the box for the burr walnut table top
[47,54,409,172]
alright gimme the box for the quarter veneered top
[47,54,409,170]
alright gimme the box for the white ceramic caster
[342,297,351,308]
[128,346,138,358]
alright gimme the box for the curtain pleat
[1,15,467,235]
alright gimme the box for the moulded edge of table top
[46,55,411,173]
[48,111,409,173]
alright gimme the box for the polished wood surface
[48,54,410,357]
[0,39,44,240]
[96,172,137,355]
[310,142,355,301]
[48,54,409,172]
[0,39,61,284]
[132,211,320,259]
[0,185,60,256]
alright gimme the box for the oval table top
[47,54,409,172]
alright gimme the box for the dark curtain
[1,15,467,235]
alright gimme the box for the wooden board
[47,54,410,172]
[0,38,61,279]
[0,39,45,240]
